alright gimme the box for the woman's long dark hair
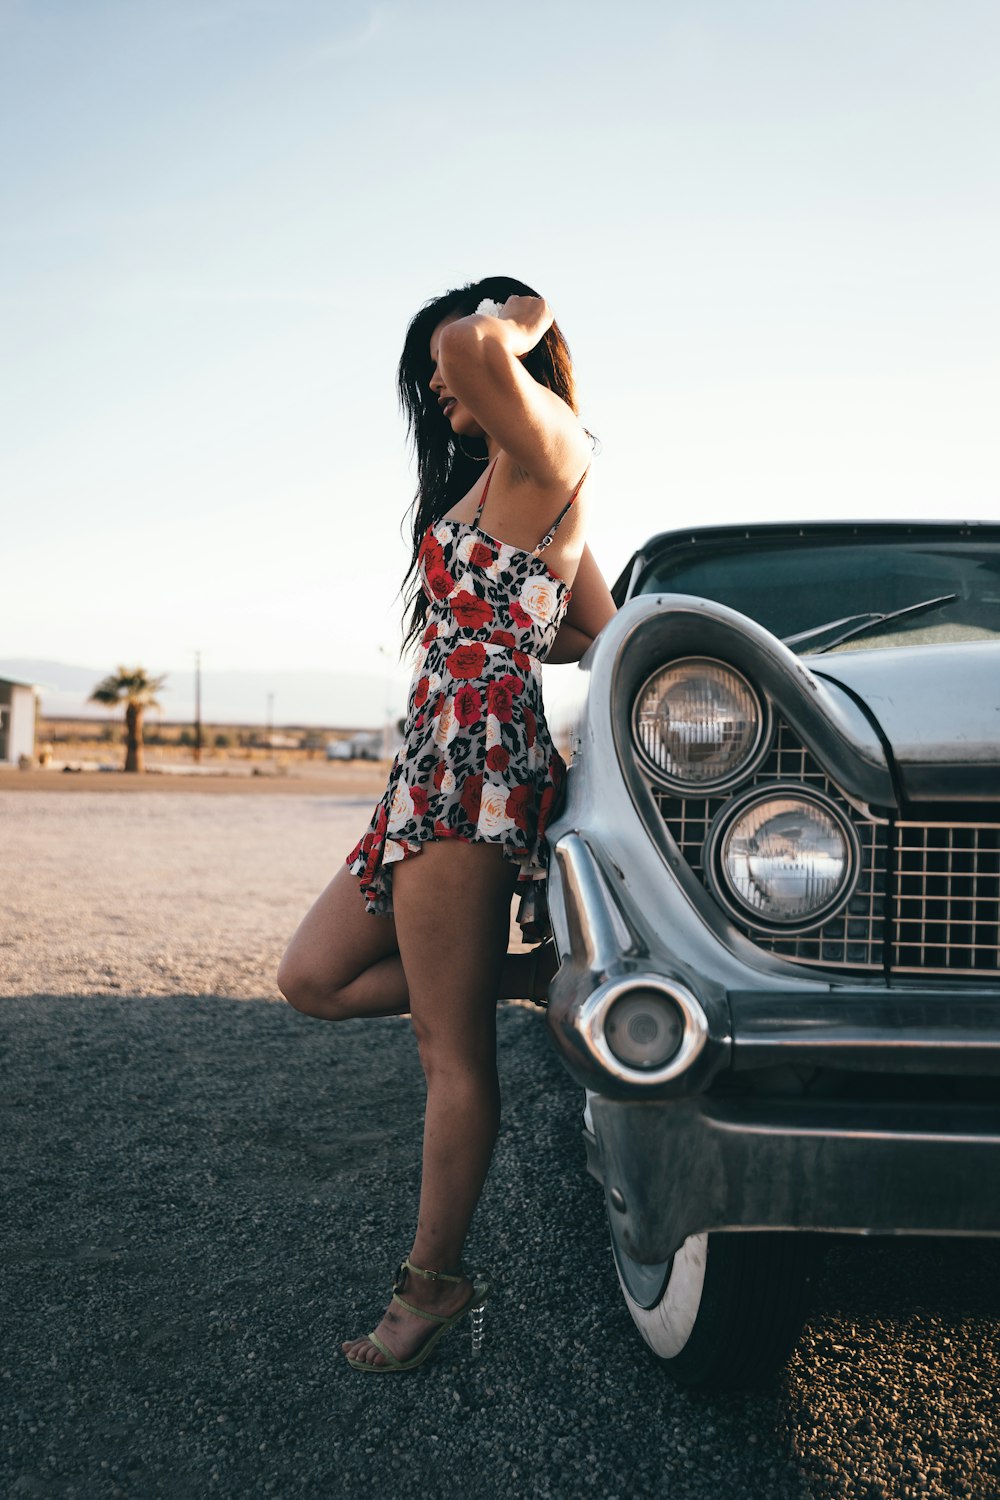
[397,275,579,653]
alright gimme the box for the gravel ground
[1,789,384,1000]
[3,790,999,1499]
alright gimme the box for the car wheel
[610,1222,814,1389]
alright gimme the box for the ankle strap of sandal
[394,1257,465,1289]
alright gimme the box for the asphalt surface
[3,790,999,1499]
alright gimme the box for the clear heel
[470,1302,486,1355]
[347,1259,491,1374]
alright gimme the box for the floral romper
[345,457,587,933]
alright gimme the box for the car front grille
[895,821,1000,973]
[652,722,1000,978]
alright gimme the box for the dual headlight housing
[632,657,772,793]
[704,784,860,932]
[633,658,860,933]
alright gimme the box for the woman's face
[428,314,486,439]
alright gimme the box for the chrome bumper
[545,830,1000,1257]
[589,1094,1000,1262]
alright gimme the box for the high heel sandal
[344,1258,490,1373]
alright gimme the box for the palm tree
[89,666,167,773]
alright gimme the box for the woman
[277,275,617,1373]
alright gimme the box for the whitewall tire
[610,1223,814,1389]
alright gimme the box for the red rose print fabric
[346,497,573,935]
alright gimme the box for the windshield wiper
[783,593,958,652]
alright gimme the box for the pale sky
[4,0,999,707]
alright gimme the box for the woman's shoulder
[503,430,594,496]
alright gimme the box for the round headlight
[603,989,685,1070]
[632,658,770,791]
[707,787,860,931]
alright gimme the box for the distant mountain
[1,659,98,693]
[0,659,409,729]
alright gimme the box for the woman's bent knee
[277,955,343,1017]
[276,954,309,1011]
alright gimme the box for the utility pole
[194,650,203,764]
[266,692,274,750]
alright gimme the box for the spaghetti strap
[471,458,499,526]
[475,456,589,553]
[532,463,590,557]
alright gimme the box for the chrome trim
[590,1094,1000,1262]
[552,831,642,975]
[729,988,1000,1073]
[546,831,731,1097]
[703,783,862,936]
[630,656,773,794]
[578,974,709,1087]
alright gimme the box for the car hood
[807,638,1000,803]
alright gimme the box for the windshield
[636,537,1000,653]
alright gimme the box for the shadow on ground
[2,996,998,1499]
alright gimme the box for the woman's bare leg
[277,859,546,1019]
[277,863,407,1019]
[342,839,519,1368]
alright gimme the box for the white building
[0,674,39,766]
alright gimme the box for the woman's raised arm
[436,296,591,490]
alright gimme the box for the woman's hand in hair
[436,298,587,489]
[488,295,554,358]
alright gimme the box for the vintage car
[542,520,1000,1388]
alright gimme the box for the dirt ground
[1,787,530,1000]
[0,762,389,798]
[2,786,999,1500]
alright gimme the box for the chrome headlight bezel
[578,973,710,1087]
[704,783,862,935]
[631,656,773,794]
